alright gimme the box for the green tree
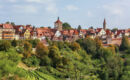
[23,41,32,57]
[49,45,62,67]
[0,40,11,51]
[95,37,103,49]
[62,22,72,30]
[70,42,80,51]
[5,21,10,24]
[83,37,97,56]
[94,37,103,58]
[120,36,130,51]
[111,28,118,32]
[36,42,49,58]
[77,25,82,31]
[12,39,18,47]
[29,39,40,48]
[23,56,40,67]
[11,22,15,26]
[40,56,52,66]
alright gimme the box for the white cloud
[87,11,93,17]
[25,0,58,14]
[66,5,79,11]
[7,0,17,3]
[103,0,130,16]
[103,5,123,16]
[45,4,58,14]
[13,5,38,13]
[25,0,46,3]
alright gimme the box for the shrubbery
[23,55,40,67]
[0,36,129,80]
[0,40,11,51]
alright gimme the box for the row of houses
[0,18,130,46]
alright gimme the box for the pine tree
[120,36,130,51]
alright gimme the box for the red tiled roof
[116,30,124,36]
[74,30,79,35]
[96,28,102,33]
[36,28,54,37]
[55,19,62,23]
[106,29,111,35]
[2,24,13,29]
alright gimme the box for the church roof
[55,17,62,23]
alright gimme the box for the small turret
[54,17,63,31]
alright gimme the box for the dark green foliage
[24,41,32,52]
[69,42,80,51]
[111,28,118,32]
[40,56,52,66]
[82,37,97,56]
[62,22,72,30]
[28,39,40,48]
[49,45,62,67]
[99,48,124,80]
[16,46,24,54]
[23,41,32,58]
[0,39,129,80]
[120,36,130,51]
[77,25,82,30]
[23,56,40,67]
[12,39,18,47]
[0,40,11,51]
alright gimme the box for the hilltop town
[0,17,130,46]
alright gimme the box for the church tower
[54,17,63,31]
[103,18,106,30]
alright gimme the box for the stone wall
[111,38,130,46]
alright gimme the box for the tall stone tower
[54,17,63,31]
[103,18,106,30]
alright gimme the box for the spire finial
[58,17,59,20]
[103,18,106,30]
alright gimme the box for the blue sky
[0,0,130,29]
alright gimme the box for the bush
[40,56,52,66]
[23,56,40,67]
[16,46,24,54]
[36,42,49,58]
[28,39,40,48]
[23,41,32,58]
[0,40,11,51]
[70,42,80,51]
[120,36,130,51]
[11,39,18,47]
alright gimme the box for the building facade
[0,24,15,40]
[54,17,63,31]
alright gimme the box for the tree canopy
[62,22,72,30]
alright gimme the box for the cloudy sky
[0,0,130,29]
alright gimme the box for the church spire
[58,17,59,20]
[103,18,106,30]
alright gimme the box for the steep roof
[96,28,102,33]
[0,24,14,29]
[106,29,111,35]
[55,17,62,23]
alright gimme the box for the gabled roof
[73,30,79,35]
[96,28,102,33]
[0,24,14,29]
[55,17,62,24]
[106,29,111,35]
[116,30,124,36]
